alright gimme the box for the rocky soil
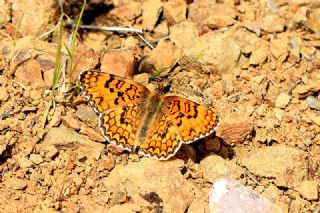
[0,0,320,212]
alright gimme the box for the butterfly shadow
[174,136,234,164]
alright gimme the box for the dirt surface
[1,0,320,212]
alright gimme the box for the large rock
[102,158,194,212]
[40,125,104,162]
[11,0,57,36]
[170,25,241,72]
[241,145,308,187]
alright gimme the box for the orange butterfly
[79,70,219,160]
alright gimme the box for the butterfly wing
[162,96,219,143]
[99,105,142,151]
[79,70,149,113]
[79,70,150,151]
[138,110,182,160]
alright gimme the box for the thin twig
[267,76,280,90]
[137,33,154,49]
[65,22,143,34]
[11,79,26,89]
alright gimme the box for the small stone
[255,104,268,117]
[122,36,139,49]
[188,32,241,72]
[133,73,150,86]
[163,0,187,25]
[107,144,125,155]
[216,113,253,144]
[0,87,9,101]
[153,21,169,38]
[200,155,243,183]
[142,0,162,30]
[260,13,285,33]
[4,177,27,190]
[274,108,284,121]
[111,1,141,21]
[83,31,107,52]
[43,69,54,88]
[29,89,42,101]
[75,105,98,123]
[71,45,100,81]
[35,56,55,70]
[307,112,320,126]
[148,40,180,70]
[205,14,235,29]
[275,93,291,108]
[61,111,81,130]
[101,50,135,78]
[29,154,44,164]
[21,105,37,112]
[189,1,237,32]
[249,42,269,65]
[45,145,59,159]
[49,108,62,127]
[80,125,105,142]
[18,156,33,168]
[14,59,43,85]
[307,8,320,35]
[294,180,319,201]
[102,157,115,171]
[270,37,289,61]
[306,96,320,110]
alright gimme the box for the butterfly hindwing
[99,105,142,151]
[138,110,182,160]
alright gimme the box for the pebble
[294,181,319,201]
[18,157,33,168]
[306,96,320,110]
[163,0,187,25]
[29,154,44,164]
[275,93,291,108]
[307,112,320,126]
[45,145,59,159]
[142,0,162,30]
[4,177,27,190]
[0,87,9,101]
[200,155,243,183]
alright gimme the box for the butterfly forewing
[79,70,149,113]
[162,96,219,143]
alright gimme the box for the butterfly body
[79,70,219,160]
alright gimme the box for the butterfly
[79,70,219,160]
